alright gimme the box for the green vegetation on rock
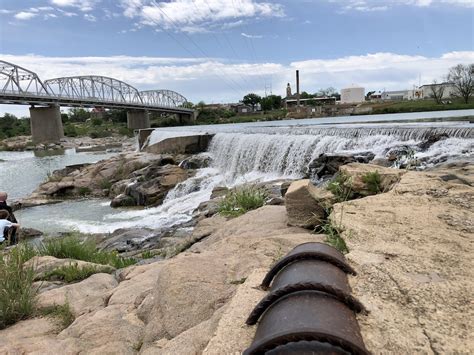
[39,302,75,329]
[362,171,382,195]
[0,244,37,329]
[218,186,267,217]
[39,234,137,269]
[327,173,354,202]
[42,263,102,283]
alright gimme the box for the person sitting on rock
[0,192,19,244]
[0,210,20,245]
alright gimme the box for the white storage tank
[340,86,365,104]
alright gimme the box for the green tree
[447,63,474,104]
[68,108,90,122]
[300,91,314,99]
[317,87,339,98]
[242,93,261,111]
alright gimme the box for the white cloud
[241,32,263,39]
[14,12,37,20]
[0,52,472,110]
[0,9,13,14]
[84,13,96,21]
[50,0,99,12]
[332,0,474,11]
[120,0,284,32]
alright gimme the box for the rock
[24,256,115,281]
[18,227,43,240]
[98,228,157,252]
[124,165,189,206]
[110,193,136,208]
[36,273,118,317]
[329,164,474,354]
[370,158,393,167]
[210,186,229,199]
[385,145,413,162]
[307,153,357,179]
[179,153,212,169]
[417,132,449,150]
[339,163,406,195]
[285,179,335,228]
[307,152,374,180]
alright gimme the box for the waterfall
[208,126,473,181]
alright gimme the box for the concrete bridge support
[127,110,150,130]
[29,105,64,144]
[177,112,195,125]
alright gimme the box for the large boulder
[123,165,190,206]
[339,163,405,196]
[36,273,118,317]
[285,179,335,228]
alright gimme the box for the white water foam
[19,124,474,235]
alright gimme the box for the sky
[0,0,473,116]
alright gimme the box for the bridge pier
[127,110,150,130]
[176,112,195,125]
[29,105,64,144]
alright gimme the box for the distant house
[419,82,456,99]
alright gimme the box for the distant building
[419,82,456,99]
[231,103,253,114]
[340,87,365,104]
[382,90,410,101]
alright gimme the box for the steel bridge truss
[0,60,50,95]
[0,60,191,111]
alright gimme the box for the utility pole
[296,70,300,108]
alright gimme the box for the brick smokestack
[296,70,300,107]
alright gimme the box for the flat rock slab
[331,164,474,354]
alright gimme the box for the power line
[150,0,247,96]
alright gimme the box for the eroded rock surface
[0,206,319,354]
[331,163,474,354]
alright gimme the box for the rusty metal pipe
[244,291,369,355]
[261,243,356,289]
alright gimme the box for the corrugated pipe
[244,242,369,355]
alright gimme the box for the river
[4,109,473,236]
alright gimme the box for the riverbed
[5,109,474,235]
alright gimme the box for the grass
[42,263,101,283]
[362,171,382,195]
[327,173,354,202]
[218,186,267,217]
[39,302,75,329]
[366,98,474,115]
[77,187,92,196]
[99,179,113,191]
[0,244,37,329]
[229,277,247,285]
[317,221,349,254]
[39,234,137,269]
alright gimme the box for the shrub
[42,263,101,283]
[0,244,38,329]
[327,173,354,202]
[362,171,382,195]
[77,187,92,196]
[91,118,103,126]
[39,234,137,269]
[99,179,112,191]
[317,222,349,254]
[218,186,267,217]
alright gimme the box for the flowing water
[9,110,474,235]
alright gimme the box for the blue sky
[0,0,473,116]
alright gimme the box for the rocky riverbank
[1,157,472,354]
